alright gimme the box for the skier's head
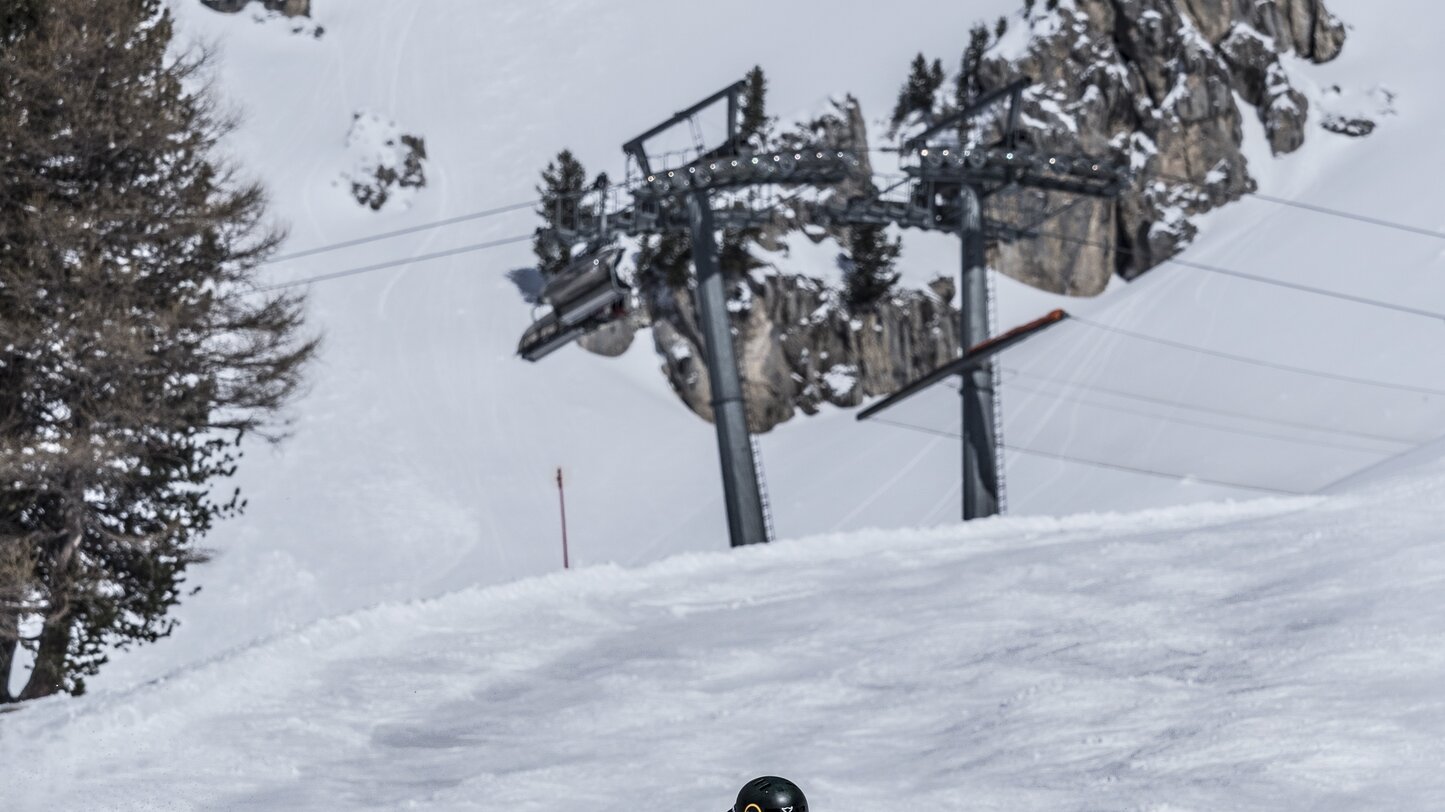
[733,776,807,812]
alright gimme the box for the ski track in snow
[6,483,1445,810]
[831,430,948,531]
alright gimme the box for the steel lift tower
[520,75,1127,541]
[521,79,864,548]
[823,78,1129,519]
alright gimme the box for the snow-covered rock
[977,0,1349,291]
[200,0,308,17]
[340,111,428,211]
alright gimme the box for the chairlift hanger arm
[857,309,1069,421]
[904,76,1033,151]
[622,79,749,175]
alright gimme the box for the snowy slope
[7,1,1442,805]
[11,0,1444,704]
[70,0,1031,691]
[6,448,1445,809]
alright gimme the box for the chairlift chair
[517,245,630,362]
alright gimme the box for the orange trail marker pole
[556,467,570,570]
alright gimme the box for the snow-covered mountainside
[4,3,1443,798]
[34,0,1440,692]
[6,448,1445,808]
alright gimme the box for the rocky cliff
[599,0,1351,432]
[984,0,1346,293]
[193,0,1353,432]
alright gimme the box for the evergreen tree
[635,232,692,291]
[0,0,315,701]
[739,65,769,147]
[719,228,765,299]
[929,57,945,97]
[843,225,902,310]
[891,53,946,130]
[532,149,587,278]
[955,24,993,115]
[636,228,760,301]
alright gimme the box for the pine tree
[635,228,760,299]
[956,24,993,114]
[636,232,692,291]
[843,225,902,310]
[739,65,769,147]
[0,0,315,701]
[533,149,587,278]
[891,53,946,130]
[719,228,765,299]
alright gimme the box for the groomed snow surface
[5,0,1445,807]
[6,457,1445,809]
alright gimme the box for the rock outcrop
[644,274,962,430]
[341,112,428,212]
[974,0,1347,291]
[200,0,309,16]
[620,0,1349,432]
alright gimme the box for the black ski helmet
[733,776,808,812]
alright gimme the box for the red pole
[556,467,570,569]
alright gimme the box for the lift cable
[264,200,540,264]
[249,162,1445,276]
[866,416,1307,495]
[945,373,1405,453]
[998,367,1421,446]
[1150,170,1445,242]
[1032,229,1445,321]
[256,233,533,292]
[1001,378,1402,455]
[258,181,819,293]
[1247,192,1445,241]
[1069,316,1445,398]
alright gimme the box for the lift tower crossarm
[890,76,1129,521]
[622,80,748,176]
[902,76,1032,151]
[907,148,1127,198]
